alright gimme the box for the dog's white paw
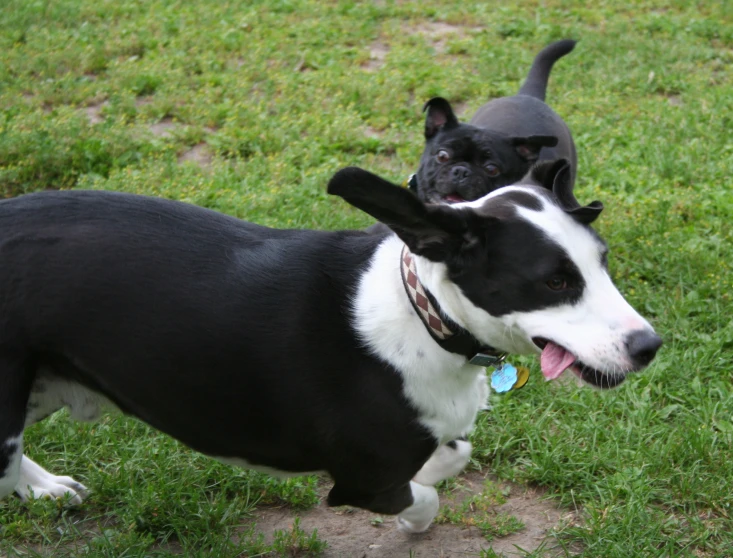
[396,482,438,534]
[396,515,432,534]
[17,475,88,506]
[15,456,88,506]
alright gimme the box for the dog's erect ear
[532,158,603,225]
[328,167,472,260]
[512,135,559,161]
[423,97,460,139]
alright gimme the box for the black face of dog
[415,98,558,204]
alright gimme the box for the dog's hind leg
[0,353,33,500]
[1,356,88,505]
[13,370,91,505]
[412,439,472,486]
[0,435,24,499]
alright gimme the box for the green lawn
[1,1,732,556]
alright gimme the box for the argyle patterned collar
[399,245,506,365]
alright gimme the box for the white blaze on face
[510,196,653,375]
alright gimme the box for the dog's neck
[399,245,504,366]
[352,236,473,372]
[352,235,510,368]
[352,236,491,443]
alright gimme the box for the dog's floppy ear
[532,158,603,225]
[512,135,559,161]
[529,158,567,187]
[423,97,460,139]
[328,167,472,261]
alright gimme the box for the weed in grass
[370,516,385,527]
[436,479,525,541]
[271,517,327,557]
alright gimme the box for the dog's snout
[450,166,471,182]
[625,329,663,367]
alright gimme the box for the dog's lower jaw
[573,364,627,389]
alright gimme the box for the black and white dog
[414,39,577,203]
[0,161,661,532]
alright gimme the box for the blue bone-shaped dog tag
[491,363,519,393]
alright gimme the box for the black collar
[399,245,506,366]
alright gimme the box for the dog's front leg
[396,481,440,533]
[412,440,472,487]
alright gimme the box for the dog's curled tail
[517,39,576,102]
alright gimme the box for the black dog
[0,164,662,533]
[414,39,577,203]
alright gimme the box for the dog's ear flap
[328,167,471,260]
[531,158,604,225]
[512,135,559,162]
[529,158,566,187]
[423,97,460,139]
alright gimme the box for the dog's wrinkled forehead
[434,125,500,154]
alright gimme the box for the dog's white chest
[402,365,488,444]
[352,236,489,445]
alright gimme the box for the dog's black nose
[625,329,663,368]
[450,166,472,182]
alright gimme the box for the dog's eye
[546,276,569,291]
[436,150,451,163]
[485,164,500,177]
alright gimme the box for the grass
[1,0,732,556]
[435,479,525,540]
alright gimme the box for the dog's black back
[0,191,435,489]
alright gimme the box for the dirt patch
[364,125,384,140]
[407,22,474,54]
[178,143,213,167]
[84,101,108,124]
[363,41,390,72]
[135,96,154,108]
[245,471,573,557]
[149,117,176,138]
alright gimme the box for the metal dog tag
[491,363,531,393]
[469,353,505,367]
[491,363,518,393]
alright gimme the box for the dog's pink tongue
[540,342,576,380]
[444,194,465,204]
